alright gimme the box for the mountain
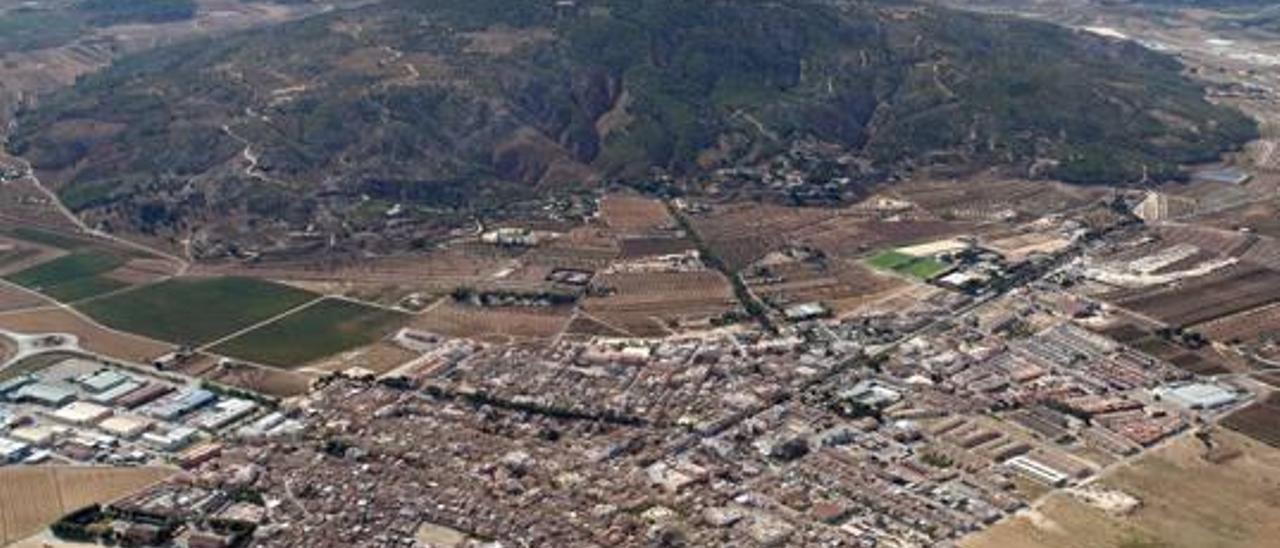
[7,0,1256,255]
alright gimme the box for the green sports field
[210,298,409,369]
[867,250,951,281]
[78,276,318,345]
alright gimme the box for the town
[1,186,1272,547]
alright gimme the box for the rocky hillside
[8,0,1256,252]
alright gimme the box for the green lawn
[866,250,951,281]
[867,250,916,270]
[78,276,318,346]
[901,257,950,280]
[4,250,127,301]
[211,298,408,369]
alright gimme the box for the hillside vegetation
[8,0,1256,247]
[0,0,196,52]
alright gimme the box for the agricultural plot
[0,466,174,545]
[618,237,696,259]
[886,178,1103,221]
[688,202,839,271]
[3,249,127,301]
[1223,393,1280,448]
[960,431,1280,548]
[789,216,977,261]
[599,194,675,235]
[1113,265,1280,326]
[0,227,181,302]
[411,301,574,343]
[564,314,632,338]
[211,298,408,369]
[1196,302,1280,345]
[866,250,950,281]
[0,180,83,230]
[583,270,737,334]
[2,227,95,251]
[0,245,48,276]
[0,282,47,312]
[748,259,906,316]
[190,246,515,292]
[78,276,317,346]
[0,308,173,362]
[309,341,419,375]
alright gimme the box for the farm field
[1193,196,1280,240]
[748,258,907,316]
[1196,302,1280,345]
[0,282,49,312]
[599,194,675,235]
[885,178,1104,221]
[1111,265,1280,327]
[866,250,950,281]
[0,241,58,278]
[0,308,172,362]
[564,314,633,339]
[189,247,515,292]
[1,227,99,252]
[584,270,737,333]
[0,179,83,230]
[307,340,419,375]
[618,236,695,259]
[3,249,127,302]
[78,276,318,346]
[687,202,839,271]
[1222,393,1280,448]
[0,226,181,303]
[959,431,1280,548]
[0,466,175,545]
[210,298,408,369]
[411,301,574,343]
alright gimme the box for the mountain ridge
[8,0,1256,254]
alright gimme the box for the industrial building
[98,415,153,440]
[0,436,30,463]
[784,302,831,322]
[51,401,113,426]
[1153,382,1241,410]
[1005,456,1070,487]
[192,399,256,431]
[142,425,199,452]
[13,383,77,407]
[9,425,63,447]
[117,384,174,409]
[89,379,146,405]
[76,369,131,393]
[145,389,216,421]
[0,374,38,398]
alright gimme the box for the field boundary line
[67,273,183,307]
[575,310,637,338]
[197,295,328,352]
[326,293,413,315]
[0,304,60,317]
